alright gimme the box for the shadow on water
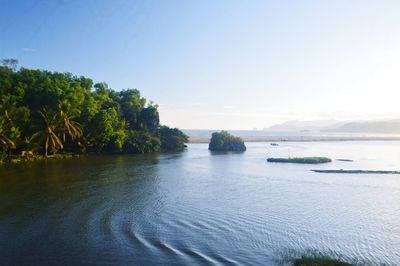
[0,154,168,265]
[209,150,246,156]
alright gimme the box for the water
[0,141,400,265]
[183,129,400,138]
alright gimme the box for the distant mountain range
[265,119,400,134]
[326,119,400,134]
[264,120,345,132]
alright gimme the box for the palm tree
[20,135,41,156]
[0,124,11,163]
[58,100,83,144]
[36,108,63,157]
[0,103,22,159]
[0,118,16,158]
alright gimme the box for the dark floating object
[270,143,279,146]
[267,157,332,164]
[336,159,354,162]
[312,169,400,174]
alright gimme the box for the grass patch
[0,153,83,164]
[267,157,332,164]
[274,249,363,266]
[294,256,355,266]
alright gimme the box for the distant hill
[326,119,400,134]
[265,119,400,134]
[264,120,345,132]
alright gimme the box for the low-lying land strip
[312,169,400,174]
[188,135,400,143]
[267,157,332,164]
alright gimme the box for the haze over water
[1,141,399,265]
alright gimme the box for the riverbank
[0,153,84,164]
[188,135,400,143]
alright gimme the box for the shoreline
[188,135,400,143]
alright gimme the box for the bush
[159,126,188,152]
[123,130,160,154]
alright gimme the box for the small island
[208,131,246,152]
[267,157,332,164]
[336,159,354,162]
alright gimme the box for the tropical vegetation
[0,59,188,162]
[208,131,246,151]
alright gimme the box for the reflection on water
[0,142,400,265]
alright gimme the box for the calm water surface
[1,141,400,265]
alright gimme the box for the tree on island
[0,59,188,161]
[208,131,246,152]
[159,126,189,152]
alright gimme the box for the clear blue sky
[2,0,400,129]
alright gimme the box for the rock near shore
[208,131,246,152]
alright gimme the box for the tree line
[0,59,188,161]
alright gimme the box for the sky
[1,0,400,129]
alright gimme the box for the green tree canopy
[208,131,246,152]
[0,61,188,160]
[159,126,189,152]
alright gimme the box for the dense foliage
[208,131,246,151]
[0,60,188,161]
[159,126,188,152]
